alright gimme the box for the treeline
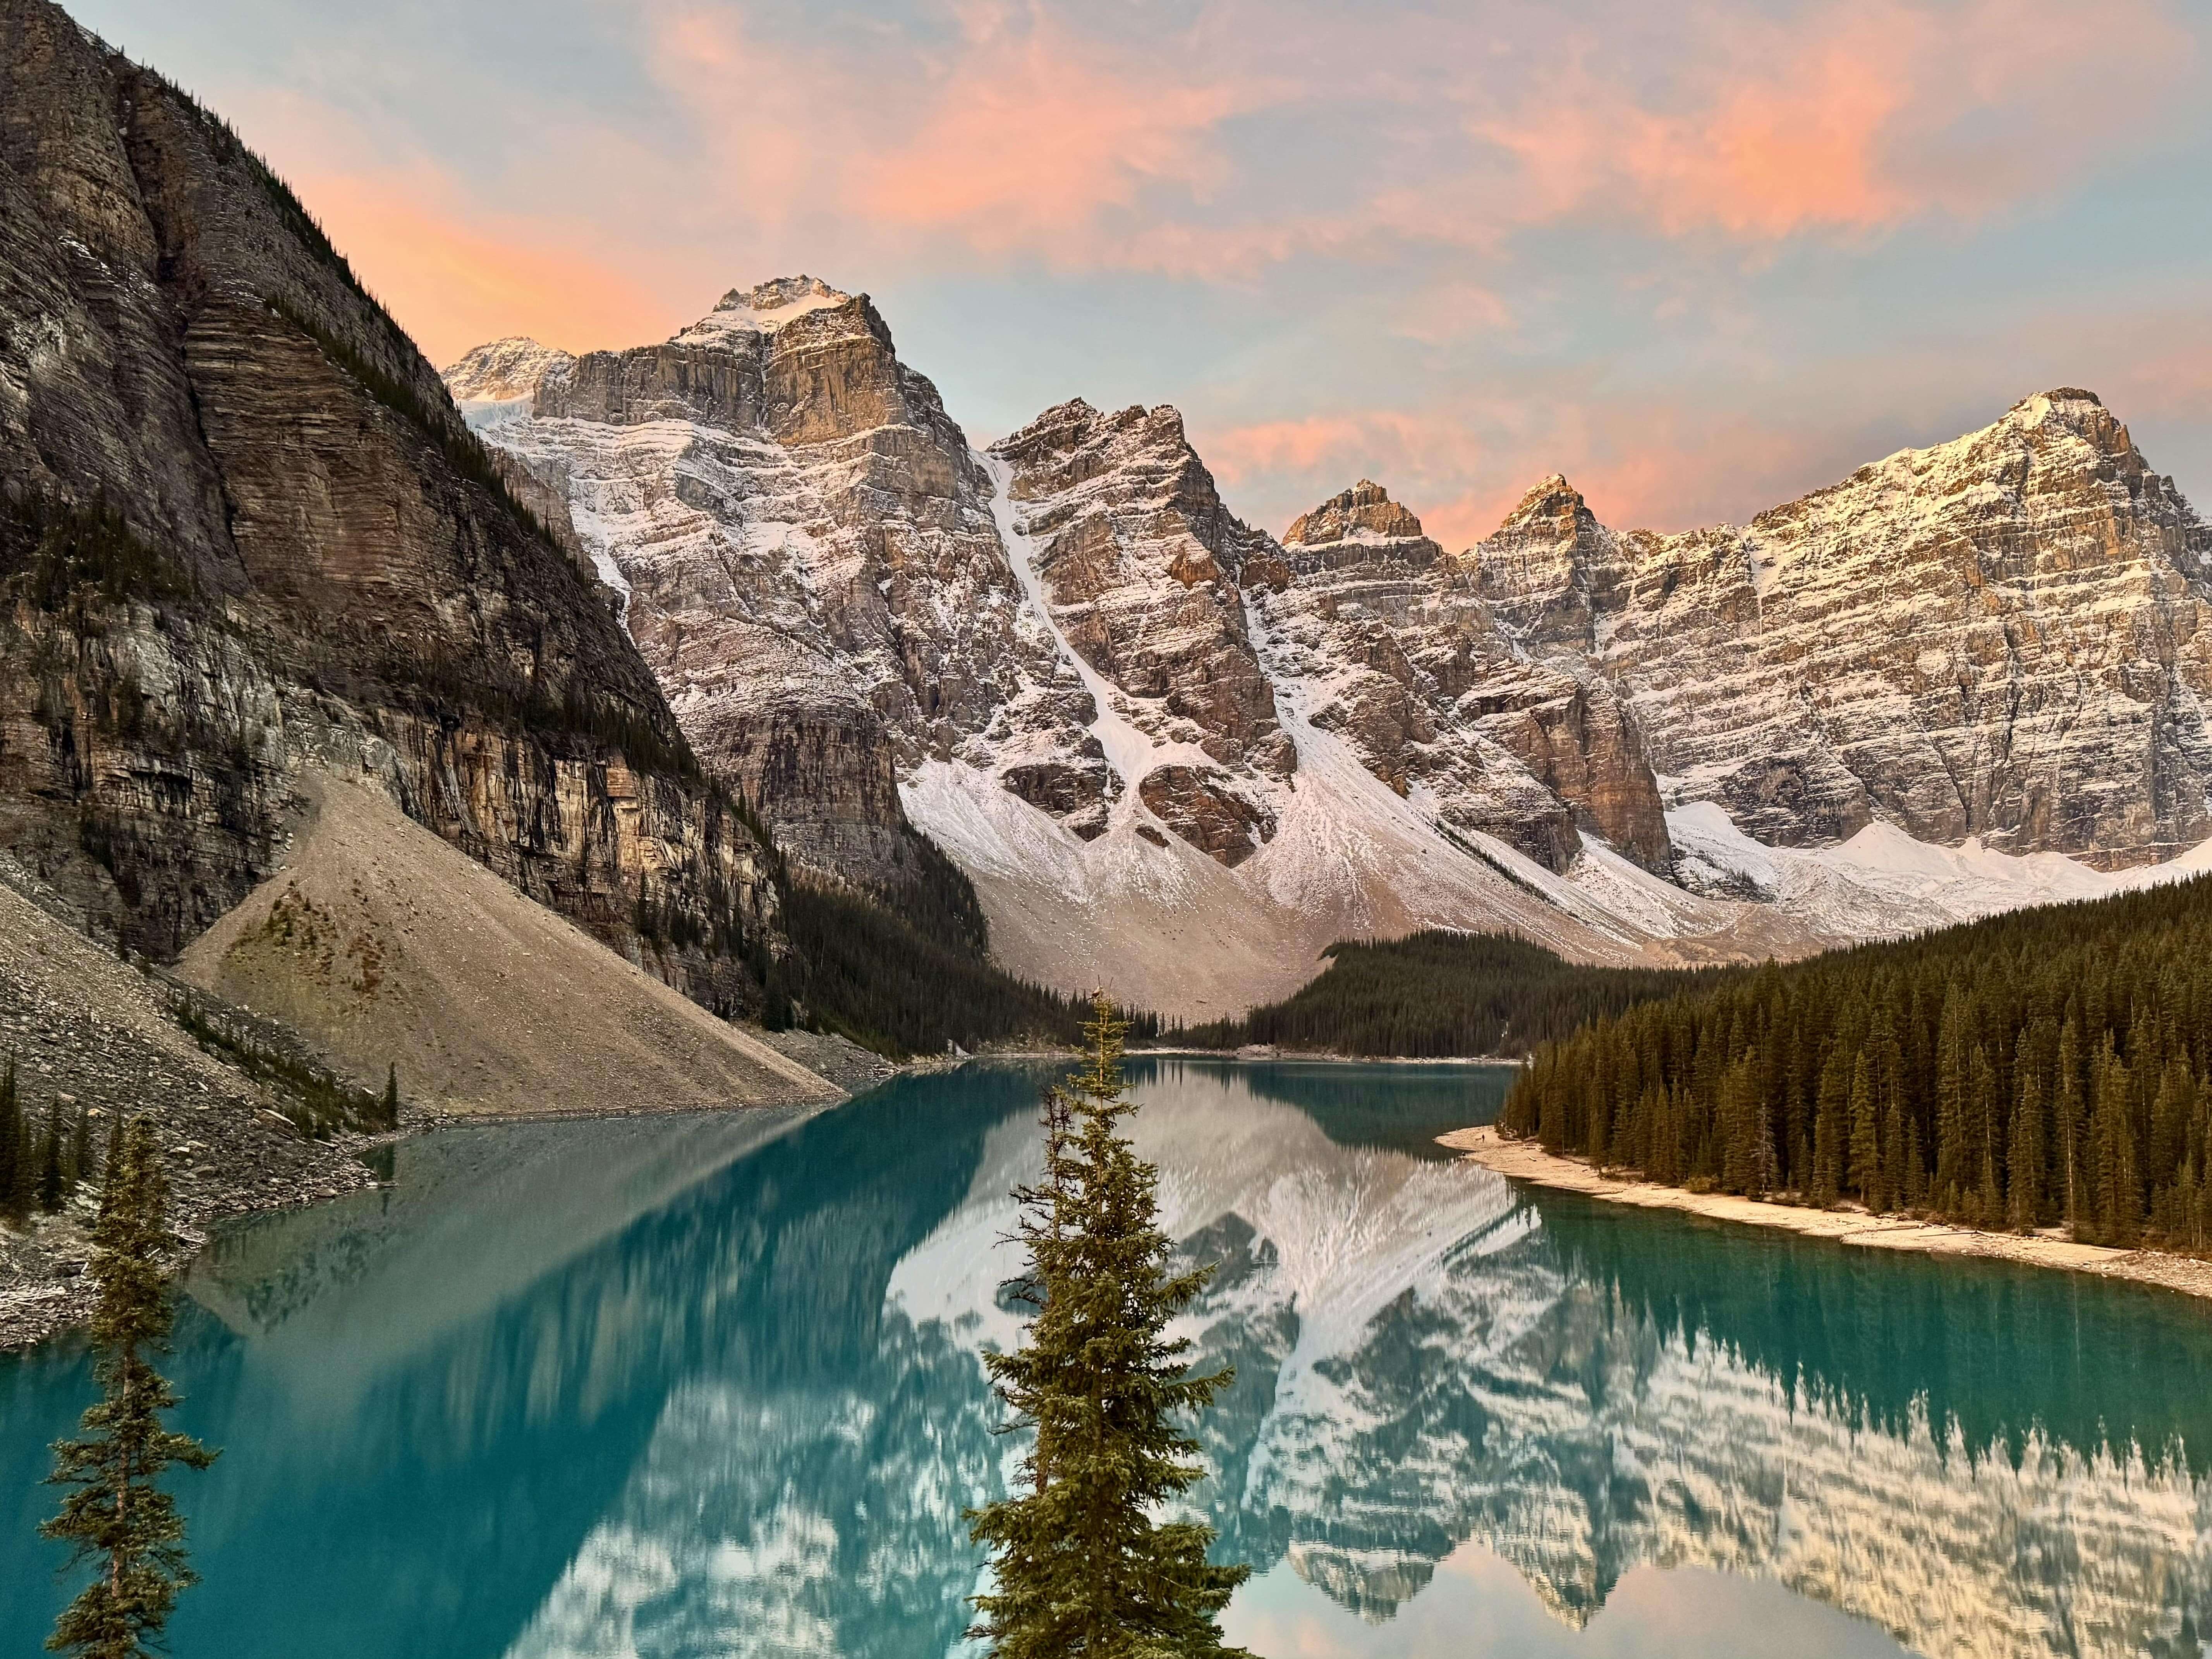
[1502,877,2212,1249]
[1181,931,1728,1058]
[781,867,1161,1058]
[0,1058,96,1221]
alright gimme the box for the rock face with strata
[449,273,2212,1015]
[1478,394,2212,867]
[0,0,778,1013]
[986,399,1293,860]
[1250,480,1672,872]
[446,281,1073,891]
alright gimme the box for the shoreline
[1442,1125,2212,1301]
[1133,1048,1523,1067]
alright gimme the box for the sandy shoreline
[1135,1048,1523,1067]
[1442,1125,2212,1302]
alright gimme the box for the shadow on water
[1535,1188,2212,1474]
[1,1060,2207,1659]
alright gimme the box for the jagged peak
[992,398,1194,460]
[991,398,1101,455]
[1284,479,1427,548]
[712,275,850,315]
[1491,473,1594,538]
[441,336,573,402]
[678,276,856,343]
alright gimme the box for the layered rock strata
[450,270,2212,1015]
[1251,479,1671,872]
[0,0,778,1012]
[1478,394,2212,867]
[447,281,1073,890]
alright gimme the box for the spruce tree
[69,1104,91,1194]
[37,1103,66,1214]
[381,1065,401,1132]
[2009,1072,2046,1231]
[0,1056,23,1221]
[1846,1054,1879,1209]
[967,996,1250,1658]
[41,1118,218,1658]
[2057,1013,2086,1235]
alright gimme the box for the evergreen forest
[1182,930,1726,1058]
[1501,877,2212,1249]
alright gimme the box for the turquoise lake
[5,1058,2212,1658]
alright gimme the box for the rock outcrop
[0,0,779,1012]
[446,280,1063,892]
[1478,394,2212,868]
[450,275,2212,1016]
[1253,479,1672,872]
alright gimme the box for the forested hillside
[1501,879,2212,1249]
[1182,931,1726,1058]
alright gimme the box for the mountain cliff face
[1479,393,2212,869]
[447,279,1048,896]
[452,278,2212,1017]
[1252,479,1670,873]
[0,0,778,1010]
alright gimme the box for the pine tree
[41,1118,219,1658]
[69,1105,91,1194]
[37,1103,66,1214]
[381,1065,401,1132]
[1846,1054,1879,1209]
[2009,1071,2047,1231]
[0,1056,23,1220]
[967,997,1250,1659]
[2057,1012,2086,1236]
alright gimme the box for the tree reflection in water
[3,1060,2208,1659]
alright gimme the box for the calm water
[5,1058,2211,1659]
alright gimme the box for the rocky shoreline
[1443,1125,2212,1300]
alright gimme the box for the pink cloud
[641,2,1268,267]
[292,167,673,366]
[1200,395,1880,551]
[1466,0,2195,244]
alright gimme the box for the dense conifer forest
[1501,878,2212,1249]
[1181,931,1726,1058]
[781,877,1160,1058]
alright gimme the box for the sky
[70,0,2212,549]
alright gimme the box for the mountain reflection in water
[2,1059,2208,1659]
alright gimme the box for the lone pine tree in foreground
[41,1118,218,1659]
[967,996,1250,1658]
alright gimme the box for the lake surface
[5,1057,2212,1659]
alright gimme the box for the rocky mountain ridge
[1479,390,2212,869]
[0,0,788,1027]
[452,283,2212,1017]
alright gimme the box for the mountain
[1478,391,2212,869]
[0,0,785,1023]
[446,277,1034,901]
[455,282,2212,1019]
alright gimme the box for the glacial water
[5,1058,2212,1659]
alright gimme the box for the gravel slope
[179,775,842,1117]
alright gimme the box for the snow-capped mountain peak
[445,287,2212,1018]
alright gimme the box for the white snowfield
[447,287,2212,1022]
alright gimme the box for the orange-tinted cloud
[851,18,1255,247]
[1468,0,2193,244]
[642,1,1264,265]
[291,167,672,366]
[1201,397,1872,550]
